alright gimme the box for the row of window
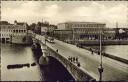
[73,28,101,31]
[1,34,11,36]
[13,30,26,33]
[74,31,100,34]
[71,24,105,27]
[1,29,26,33]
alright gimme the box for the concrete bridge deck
[35,34,128,81]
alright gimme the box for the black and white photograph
[0,0,128,81]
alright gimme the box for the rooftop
[58,21,106,25]
[16,22,25,25]
[0,24,26,29]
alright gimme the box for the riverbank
[82,46,128,64]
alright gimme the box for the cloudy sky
[1,1,128,28]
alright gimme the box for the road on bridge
[36,35,128,81]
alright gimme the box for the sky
[1,1,128,28]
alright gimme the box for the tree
[30,23,36,31]
[0,21,10,25]
[37,22,41,26]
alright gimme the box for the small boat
[31,62,36,66]
[7,64,23,69]
[7,63,30,69]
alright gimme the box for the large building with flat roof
[57,21,106,30]
[56,21,106,42]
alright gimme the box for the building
[41,25,57,36]
[41,26,47,35]
[1,24,13,42]
[56,21,106,43]
[103,28,116,40]
[114,28,128,40]
[47,25,57,36]
[53,29,73,42]
[0,20,29,44]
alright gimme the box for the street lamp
[98,31,104,82]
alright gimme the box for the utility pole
[98,31,104,82]
[126,1,128,28]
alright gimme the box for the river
[1,43,74,81]
[86,45,128,60]
[1,43,41,81]
[105,45,128,60]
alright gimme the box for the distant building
[41,25,57,36]
[103,28,116,40]
[35,21,57,36]
[47,25,57,36]
[53,29,73,42]
[41,26,47,35]
[56,21,106,42]
[0,20,28,44]
[57,21,106,30]
[114,28,128,39]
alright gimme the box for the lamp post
[98,31,104,82]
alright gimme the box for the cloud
[70,2,127,27]
[1,1,128,28]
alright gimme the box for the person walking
[76,57,78,63]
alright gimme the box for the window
[16,30,18,33]
[13,30,15,33]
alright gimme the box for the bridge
[32,34,128,81]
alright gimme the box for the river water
[105,45,128,60]
[87,45,128,60]
[1,43,74,81]
[1,43,41,81]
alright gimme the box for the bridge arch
[39,55,75,81]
